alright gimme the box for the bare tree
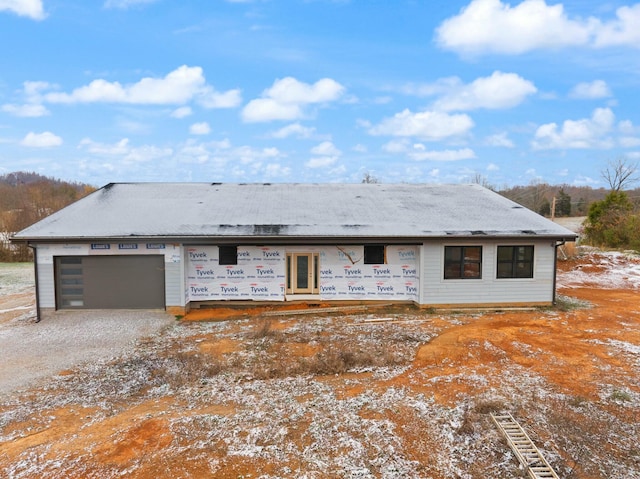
[601,158,639,191]
[470,173,494,190]
[361,172,379,184]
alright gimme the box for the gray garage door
[55,255,165,309]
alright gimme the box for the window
[56,256,84,307]
[444,246,482,279]
[497,246,534,278]
[364,245,385,264]
[219,245,238,265]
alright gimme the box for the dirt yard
[0,248,639,478]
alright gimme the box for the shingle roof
[13,182,577,241]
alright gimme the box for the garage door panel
[56,255,165,309]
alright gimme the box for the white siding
[165,260,185,307]
[33,242,184,309]
[36,260,55,308]
[420,239,557,306]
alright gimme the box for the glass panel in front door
[296,254,310,290]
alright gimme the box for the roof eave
[13,232,578,244]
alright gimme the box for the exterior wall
[420,239,557,306]
[33,242,185,310]
[31,238,560,311]
[186,245,285,301]
[185,244,420,303]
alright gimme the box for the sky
[1,0,640,188]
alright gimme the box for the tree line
[2,163,640,263]
[0,172,95,261]
[494,159,640,251]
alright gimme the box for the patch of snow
[0,310,174,398]
[558,250,640,289]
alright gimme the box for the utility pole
[551,196,556,221]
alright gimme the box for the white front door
[287,253,319,294]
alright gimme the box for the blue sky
[1,0,639,187]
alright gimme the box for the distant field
[0,262,33,297]
[553,216,586,233]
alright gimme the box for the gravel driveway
[0,310,174,398]
[0,263,175,399]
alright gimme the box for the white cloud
[171,106,193,118]
[409,147,476,162]
[264,163,292,178]
[189,122,211,135]
[305,141,341,168]
[369,109,474,141]
[174,140,290,180]
[242,100,302,123]
[487,163,500,171]
[20,131,62,148]
[402,77,460,97]
[267,77,344,104]
[618,120,640,148]
[401,72,536,112]
[382,139,410,154]
[532,107,615,150]
[45,65,203,104]
[242,77,345,122]
[436,0,592,55]
[121,144,173,163]
[78,137,172,163]
[268,123,317,139]
[233,145,282,163]
[42,65,239,109]
[569,80,612,99]
[198,87,242,109]
[433,71,536,111]
[593,4,640,48]
[175,140,213,164]
[174,139,282,168]
[1,103,49,117]
[104,0,159,9]
[382,139,474,161]
[310,141,341,157]
[78,138,130,155]
[620,136,640,148]
[2,81,53,117]
[436,0,640,55]
[210,138,232,149]
[23,80,52,98]
[305,157,338,168]
[0,0,45,20]
[571,174,599,186]
[484,132,514,147]
[619,120,636,135]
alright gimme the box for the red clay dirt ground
[1,250,639,478]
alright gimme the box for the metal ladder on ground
[491,413,560,479]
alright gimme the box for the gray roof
[13,182,577,242]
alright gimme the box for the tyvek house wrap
[186,245,419,302]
